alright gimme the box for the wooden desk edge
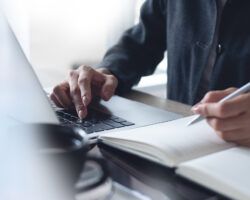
[122,89,193,117]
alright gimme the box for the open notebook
[99,116,250,200]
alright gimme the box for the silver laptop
[0,13,181,138]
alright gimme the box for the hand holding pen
[190,82,250,147]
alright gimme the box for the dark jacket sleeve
[97,0,167,94]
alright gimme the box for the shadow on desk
[98,143,229,200]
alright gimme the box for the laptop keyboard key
[121,121,135,126]
[81,121,93,127]
[112,117,127,123]
[55,107,135,134]
[94,123,113,131]
[110,116,119,120]
[103,120,124,128]
[83,128,94,134]
[93,127,104,132]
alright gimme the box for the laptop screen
[0,12,58,124]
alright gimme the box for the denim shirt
[98,0,250,105]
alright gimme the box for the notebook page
[100,116,235,167]
[177,147,250,200]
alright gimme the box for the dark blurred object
[10,124,88,187]
[9,124,109,199]
[98,143,229,200]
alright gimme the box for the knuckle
[205,91,215,100]
[97,68,107,74]
[108,75,118,86]
[202,104,209,116]
[68,69,76,78]
[112,76,118,86]
[218,102,229,117]
[79,65,93,72]
[109,74,116,81]
[52,85,61,94]
[78,77,90,85]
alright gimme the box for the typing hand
[50,66,118,119]
[191,88,250,147]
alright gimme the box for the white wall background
[1,0,30,58]
[28,0,145,87]
[2,0,167,96]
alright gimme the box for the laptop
[0,13,181,140]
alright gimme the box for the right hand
[50,66,118,119]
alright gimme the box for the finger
[68,70,87,119]
[236,139,250,147]
[77,66,106,106]
[50,93,63,108]
[92,68,107,83]
[191,88,236,113]
[206,113,250,132]
[200,88,237,103]
[100,74,118,101]
[195,93,250,118]
[52,82,72,108]
[214,129,250,142]
[77,66,95,106]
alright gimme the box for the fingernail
[191,105,202,114]
[82,96,88,106]
[193,101,202,108]
[191,105,198,111]
[78,110,84,119]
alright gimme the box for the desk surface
[123,89,193,117]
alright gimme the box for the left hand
[191,87,250,147]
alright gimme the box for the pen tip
[186,120,194,126]
[187,115,204,126]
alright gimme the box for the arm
[51,0,167,119]
[98,0,167,94]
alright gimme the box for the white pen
[187,82,250,126]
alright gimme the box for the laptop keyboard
[56,108,135,134]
